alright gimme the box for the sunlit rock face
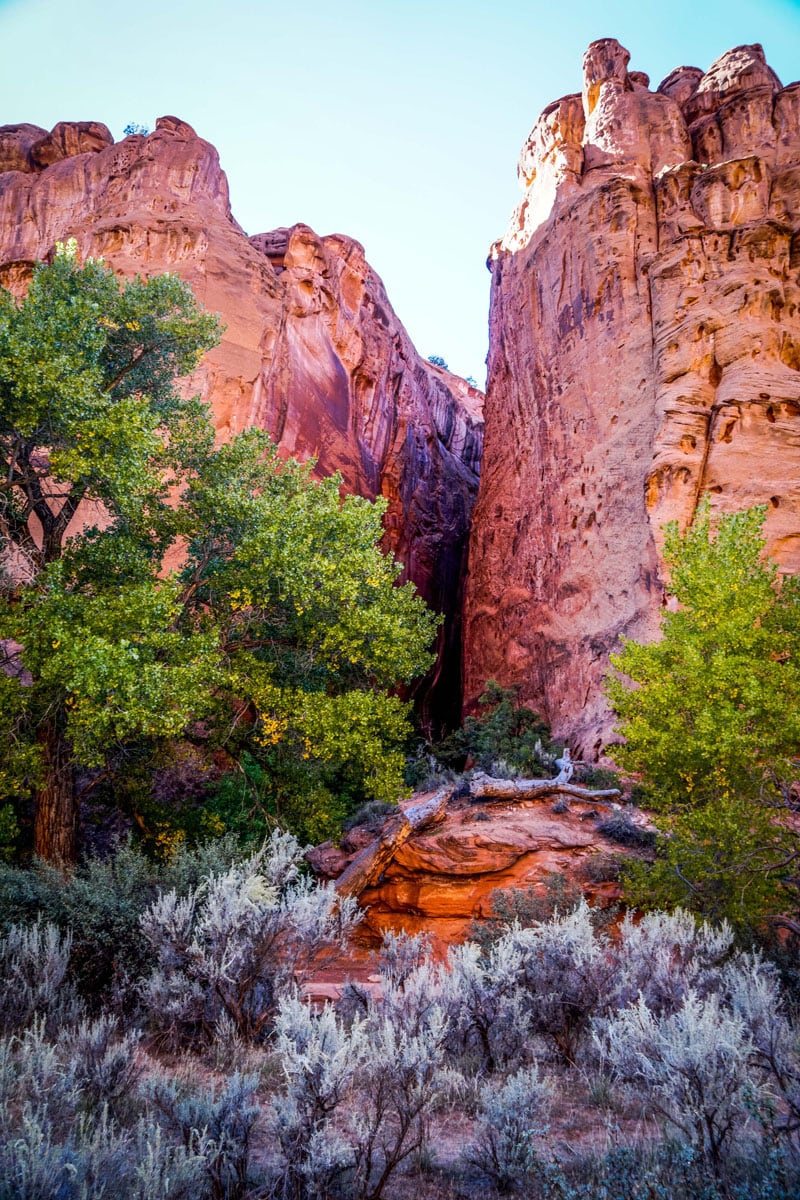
[308,791,625,951]
[0,116,483,726]
[464,40,800,758]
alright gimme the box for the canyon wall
[0,118,482,726]
[465,40,800,758]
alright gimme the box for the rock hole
[766,405,776,423]
[790,231,800,270]
[709,358,723,387]
[720,418,737,443]
[770,496,780,508]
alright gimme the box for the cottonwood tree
[606,502,800,929]
[0,245,437,864]
[0,241,220,862]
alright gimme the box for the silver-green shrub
[0,1019,78,1128]
[0,1103,203,1200]
[147,1070,260,1200]
[512,900,616,1064]
[349,1004,448,1199]
[0,919,79,1035]
[601,991,768,1175]
[61,1015,142,1120]
[466,1065,553,1193]
[721,952,800,1144]
[614,908,734,1014]
[446,901,617,1070]
[0,837,245,1011]
[271,940,451,1200]
[445,937,531,1072]
[140,830,360,1045]
[269,995,365,1199]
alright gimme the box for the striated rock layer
[309,789,627,951]
[0,117,482,726]
[465,40,800,757]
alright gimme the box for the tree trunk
[34,712,77,866]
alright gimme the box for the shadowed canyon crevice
[464,39,800,758]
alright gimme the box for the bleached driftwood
[334,785,451,899]
[468,770,621,803]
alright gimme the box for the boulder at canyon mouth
[0,116,482,726]
[308,790,628,950]
[464,40,800,757]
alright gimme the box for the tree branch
[101,347,150,395]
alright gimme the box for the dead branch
[468,770,621,803]
[334,786,451,899]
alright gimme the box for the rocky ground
[306,783,653,998]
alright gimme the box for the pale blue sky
[1,0,799,383]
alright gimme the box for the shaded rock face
[0,117,482,727]
[465,41,800,757]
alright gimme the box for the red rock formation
[465,41,800,757]
[0,117,482,725]
[309,789,629,951]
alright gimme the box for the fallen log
[469,770,621,803]
[334,785,452,899]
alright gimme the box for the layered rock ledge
[309,783,632,951]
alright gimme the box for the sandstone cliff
[0,117,482,725]
[465,41,800,757]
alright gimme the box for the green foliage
[0,838,243,1007]
[0,238,220,572]
[607,503,800,808]
[176,433,437,842]
[606,502,800,931]
[0,247,438,853]
[623,795,797,932]
[0,803,19,860]
[435,681,553,776]
[426,354,448,369]
[203,751,354,848]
